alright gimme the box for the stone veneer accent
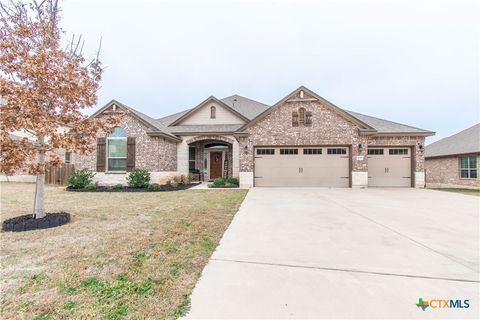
[426,154,480,189]
[75,112,177,173]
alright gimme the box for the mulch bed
[66,183,200,192]
[208,185,239,189]
[2,212,70,232]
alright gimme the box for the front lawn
[0,182,247,320]
[429,187,480,197]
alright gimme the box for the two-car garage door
[254,147,350,187]
[254,146,412,187]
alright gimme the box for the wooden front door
[209,151,223,180]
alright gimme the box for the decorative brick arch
[185,135,235,145]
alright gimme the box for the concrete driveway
[186,188,479,319]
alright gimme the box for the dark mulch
[2,212,70,232]
[66,183,200,192]
[208,185,239,189]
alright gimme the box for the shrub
[148,183,161,191]
[212,177,226,186]
[112,184,124,190]
[226,178,239,186]
[84,183,97,190]
[180,174,191,185]
[68,169,95,189]
[169,179,179,188]
[127,169,150,188]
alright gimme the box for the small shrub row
[68,169,196,190]
[209,177,239,188]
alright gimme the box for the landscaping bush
[169,177,180,188]
[68,169,95,189]
[226,178,239,186]
[212,177,226,186]
[180,174,192,185]
[127,169,150,188]
[84,183,97,190]
[112,184,124,190]
[148,183,161,191]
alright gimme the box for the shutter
[292,111,299,127]
[305,111,312,126]
[96,137,106,172]
[127,137,136,172]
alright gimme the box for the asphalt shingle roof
[130,94,433,136]
[425,124,480,158]
[346,111,433,134]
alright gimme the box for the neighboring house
[0,127,74,183]
[75,86,434,188]
[425,124,479,189]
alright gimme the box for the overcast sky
[61,0,479,143]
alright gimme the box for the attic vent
[112,104,117,111]
[300,90,304,99]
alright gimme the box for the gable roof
[425,124,480,158]
[169,96,250,126]
[238,86,376,132]
[95,87,434,138]
[91,100,181,142]
[157,94,270,126]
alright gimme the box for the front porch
[179,136,239,181]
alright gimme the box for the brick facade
[426,155,480,189]
[238,95,425,176]
[75,112,177,172]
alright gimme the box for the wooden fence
[45,164,75,186]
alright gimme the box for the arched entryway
[186,136,234,181]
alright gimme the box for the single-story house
[425,124,479,189]
[75,86,434,188]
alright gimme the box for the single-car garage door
[368,147,412,187]
[254,147,350,187]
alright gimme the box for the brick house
[75,86,434,188]
[425,124,479,189]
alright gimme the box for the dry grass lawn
[430,188,480,197]
[0,183,247,320]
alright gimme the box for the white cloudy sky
[61,0,479,143]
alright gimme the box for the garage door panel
[254,147,350,187]
[368,148,411,187]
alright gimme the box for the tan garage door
[368,147,412,187]
[254,147,350,187]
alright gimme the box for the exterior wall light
[358,144,363,152]
[418,144,424,152]
[243,145,249,154]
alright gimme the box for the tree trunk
[33,138,46,219]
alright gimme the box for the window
[256,149,275,155]
[327,148,347,155]
[460,156,477,179]
[280,148,298,155]
[303,148,322,155]
[368,149,384,155]
[210,106,216,119]
[293,108,311,127]
[64,151,71,163]
[389,148,408,155]
[189,147,196,171]
[107,127,127,171]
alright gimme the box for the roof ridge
[220,94,271,107]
